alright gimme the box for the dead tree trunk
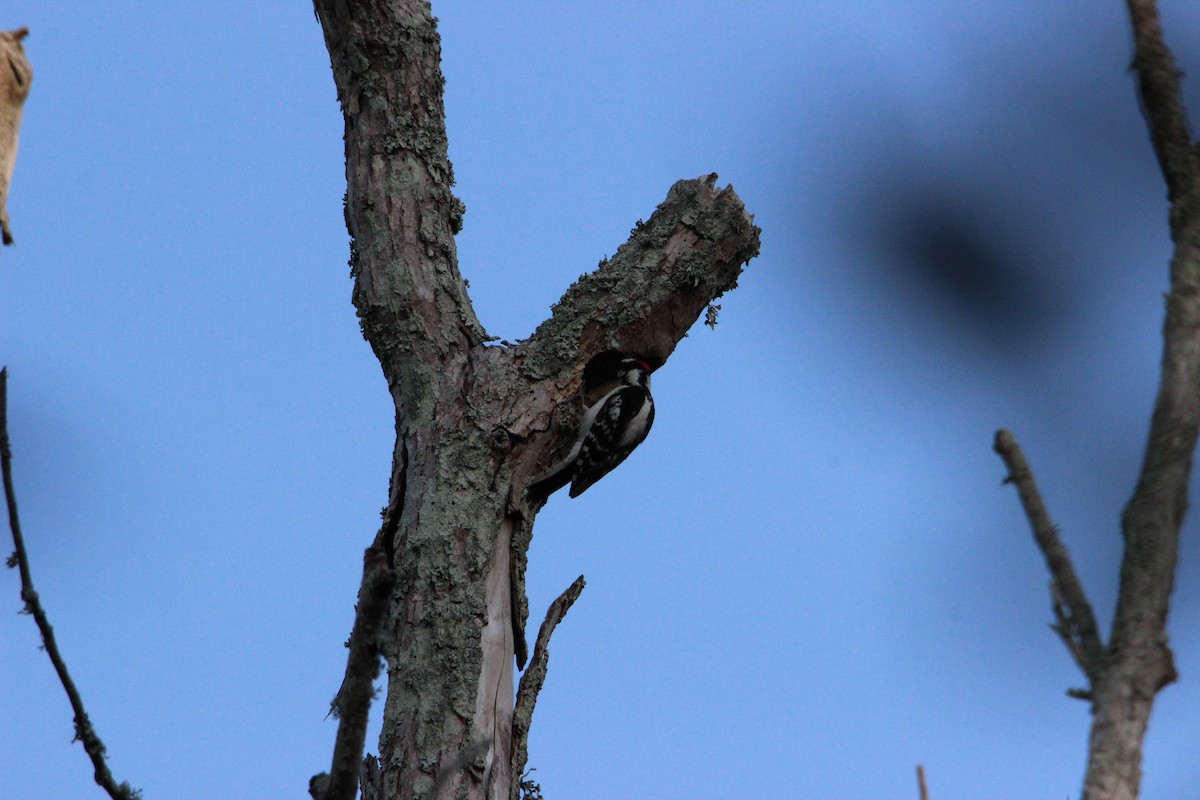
[995,2,1200,798]
[310,3,760,799]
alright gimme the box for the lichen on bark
[313,3,760,799]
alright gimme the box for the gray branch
[1073,4,1200,797]
[310,545,395,800]
[1126,0,1197,209]
[996,4,1200,797]
[511,575,585,800]
[521,174,758,377]
[993,430,1105,681]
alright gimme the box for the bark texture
[312,3,760,799]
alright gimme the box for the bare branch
[1126,0,1196,207]
[1,369,140,800]
[311,544,395,800]
[916,764,929,800]
[1065,6,1200,796]
[1114,0,1198,695]
[1049,581,1093,681]
[993,429,1105,680]
[1023,5,1200,795]
[521,174,760,380]
[511,575,585,799]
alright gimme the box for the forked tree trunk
[312,3,760,799]
[994,3,1200,799]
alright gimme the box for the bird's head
[618,357,653,388]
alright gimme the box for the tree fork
[996,3,1200,798]
[313,3,760,799]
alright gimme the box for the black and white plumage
[527,357,655,501]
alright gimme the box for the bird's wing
[568,387,651,497]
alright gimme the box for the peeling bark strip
[0,27,32,246]
[996,3,1200,799]
[313,2,760,799]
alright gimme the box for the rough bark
[0,26,33,246]
[312,3,760,799]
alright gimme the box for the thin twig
[993,429,1105,681]
[511,575,585,798]
[916,764,929,800]
[311,544,394,800]
[1,368,141,800]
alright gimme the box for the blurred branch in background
[996,2,1200,798]
[2,369,141,800]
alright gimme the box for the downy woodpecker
[527,357,655,501]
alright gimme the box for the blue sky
[3,2,1200,798]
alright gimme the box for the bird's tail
[526,463,571,504]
